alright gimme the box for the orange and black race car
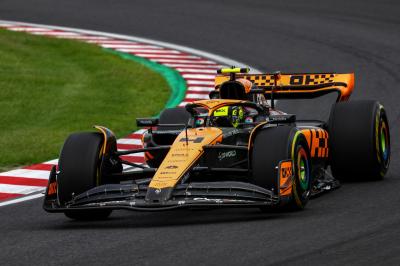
[44,67,391,220]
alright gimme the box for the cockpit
[190,104,262,128]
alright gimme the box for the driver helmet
[195,117,205,127]
[212,105,245,128]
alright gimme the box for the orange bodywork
[215,73,354,102]
[279,160,293,196]
[148,127,223,189]
[47,181,57,195]
[300,128,329,158]
[237,78,253,93]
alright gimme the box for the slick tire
[57,132,111,220]
[328,100,390,181]
[58,132,112,220]
[58,132,103,204]
[252,126,312,210]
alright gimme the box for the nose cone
[145,187,174,204]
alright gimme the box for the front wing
[43,168,280,212]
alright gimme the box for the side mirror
[209,90,220,99]
[269,114,296,123]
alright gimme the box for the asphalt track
[1,0,400,265]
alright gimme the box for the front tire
[57,132,112,220]
[252,126,312,210]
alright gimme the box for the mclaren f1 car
[43,67,391,220]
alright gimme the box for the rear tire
[57,132,112,220]
[328,100,390,181]
[252,126,312,210]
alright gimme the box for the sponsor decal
[218,150,236,161]
[172,153,186,157]
[279,160,293,196]
[151,181,171,187]
[179,137,204,143]
[153,130,181,135]
[136,118,158,126]
[289,74,335,86]
[139,120,153,125]
[213,106,229,116]
[281,164,293,179]
[270,115,288,121]
[167,159,186,163]
[222,128,239,138]
[159,171,176,175]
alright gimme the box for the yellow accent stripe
[94,125,107,155]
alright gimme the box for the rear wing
[215,73,354,102]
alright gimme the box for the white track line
[0,184,45,195]
[164,63,220,69]
[187,86,214,92]
[176,69,217,73]
[0,169,51,180]
[185,94,210,99]
[182,74,216,79]
[115,49,182,54]
[186,80,215,85]
[117,138,142,145]
[104,45,164,50]
[0,193,45,207]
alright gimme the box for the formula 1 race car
[43,67,391,220]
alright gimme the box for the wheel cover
[297,147,310,191]
[380,122,389,162]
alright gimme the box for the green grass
[0,29,170,171]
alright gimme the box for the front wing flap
[44,177,279,212]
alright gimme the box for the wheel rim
[297,147,309,190]
[380,121,389,163]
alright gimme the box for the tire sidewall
[375,106,390,177]
[289,132,312,209]
[57,133,103,204]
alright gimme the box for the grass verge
[0,29,171,171]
